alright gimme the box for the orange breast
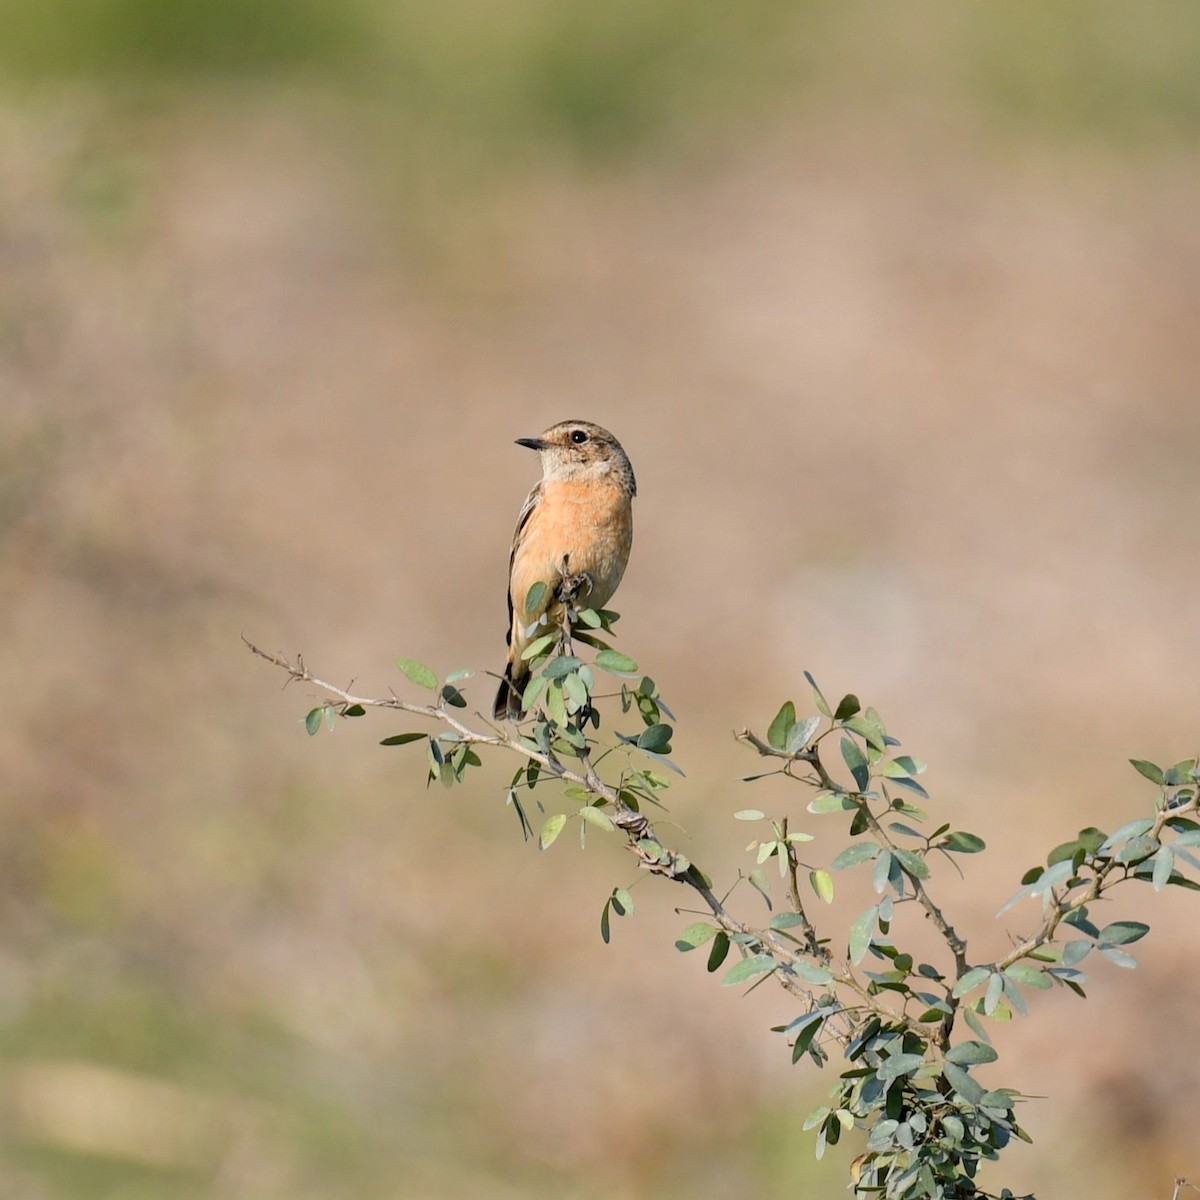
[511,477,633,634]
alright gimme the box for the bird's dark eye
[570,430,588,444]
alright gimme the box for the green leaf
[767,701,796,750]
[600,899,611,944]
[611,887,634,917]
[380,731,426,747]
[872,849,893,894]
[1152,845,1175,891]
[804,671,832,718]
[1100,818,1155,852]
[941,831,986,854]
[984,972,1004,1015]
[841,738,870,791]
[951,967,991,998]
[1098,920,1149,945]
[579,805,615,833]
[539,813,567,850]
[1116,835,1159,864]
[1004,963,1052,989]
[343,704,366,717]
[833,693,861,721]
[563,672,589,710]
[946,1040,998,1066]
[746,869,772,909]
[830,843,879,871]
[444,669,475,684]
[786,715,822,752]
[304,707,323,736]
[1165,758,1198,786]
[893,848,930,880]
[575,606,603,628]
[721,954,777,986]
[520,633,557,662]
[792,961,832,985]
[638,723,673,753]
[1129,758,1165,784]
[676,922,719,951]
[942,1114,966,1142]
[849,906,877,965]
[943,1062,985,1105]
[545,679,567,727]
[810,869,834,903]
[707,931,730,972]
[521,673,547,711]
[876,1053,924,1080]
[524,580,547,615]
[808,793,856,814]
[769,912,806,930]
[395,657,438,690]
[734,809,765,821]
[802,1105,830,1132]
[1029,858,1074,894]
[756,840,780,865]
[963,1011,993,1049]
[440,684,467,708]
[595,649,639,675]
[1062,940,1092,966]
[791,1016,825,1061]
[541,655,581,680]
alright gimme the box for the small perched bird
[493,420,636,720]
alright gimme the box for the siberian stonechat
[493,420,636,720]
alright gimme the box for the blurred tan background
[2,2,1199,1197]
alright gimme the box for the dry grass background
[1,4,1199,1197]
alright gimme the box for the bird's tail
[492,661,527,721]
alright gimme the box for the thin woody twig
[245,633,930,1036]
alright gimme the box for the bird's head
[517,420,636,496]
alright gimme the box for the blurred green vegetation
[3,0,1200,159]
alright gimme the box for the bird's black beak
[515,437,548,451]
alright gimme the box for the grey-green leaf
[767,701,795,750]
[946,1041,999,1066]
[380,732,426,746]
[876,1052,924,1080]
[1129,758,1164,784]
[395,657,438,690]
[595,649,639,675]
[638,723,673,753]
[951,967,990,998]
[830,843,879,871]
[849,905,877,965]
[579,805,615,832]
[943,1062,985,1105]
[786,715,821,752]
[1097,920,1149,945]
[524,580,547,615]
[1152,845,1175,891]
[721,954,777,986]
[792,961,833,985]
[676,922,719,951]
[539,813,567,849]
[840,738,870,791]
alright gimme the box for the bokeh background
[2,3,1199,1197]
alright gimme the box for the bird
[493,420,636,721]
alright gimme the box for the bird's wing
[505,480,543,647]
